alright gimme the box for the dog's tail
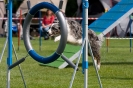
[97,34,105,47]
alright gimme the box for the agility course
[0,38,133,88]
[42,0,133,70]
[0,1,93,88]
[0,0,133,88]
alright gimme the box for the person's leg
[42,27,49,40]
[38,26,44,37]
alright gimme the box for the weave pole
[39,11,42,51]
[18,9,22,51]
[106,33,110,52]
[104,8,110,52]
[129,15,132,52]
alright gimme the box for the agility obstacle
[40,44,80,69]
[23,2,68,64]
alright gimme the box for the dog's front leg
[54,35,61,42]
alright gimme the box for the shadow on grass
[101,76,133,80]
[64,51,76,54]
[64,61,133,70]
[66,61,133,67]
[101,62,133,65]
[102,46,132,48]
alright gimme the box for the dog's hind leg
[94,57,97,67]
[96,56,101,70]
[94,57,100,70]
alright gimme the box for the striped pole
[0,17,98,20]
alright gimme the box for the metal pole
[0,37,8,63]
[129,15,132,52]
[39,11,42,51]
[12,42,27,88]
[106,33,109,52]
[59,0,63,9]
[105,9,109,52]
[61,54,76,69]
[69,39,86,88]
[82,0,88,88]
[18,9,22,51]
[88,42,103,88]
[7,0,12,88]
[27,0,31,10]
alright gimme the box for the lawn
[0,37,133,88]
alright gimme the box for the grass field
[0,37,133,88]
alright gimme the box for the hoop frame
[23,2,68,64]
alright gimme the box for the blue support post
[7,0,12,88]
[82,0,89,88]
[7,0,12,67]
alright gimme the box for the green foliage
[0,38,133,88]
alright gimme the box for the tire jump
[23,2,68,64]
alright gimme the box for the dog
[48,19,104,70]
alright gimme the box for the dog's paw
[54,37,60,42]
[97,64,100,70]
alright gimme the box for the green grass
[0,37,133,88]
